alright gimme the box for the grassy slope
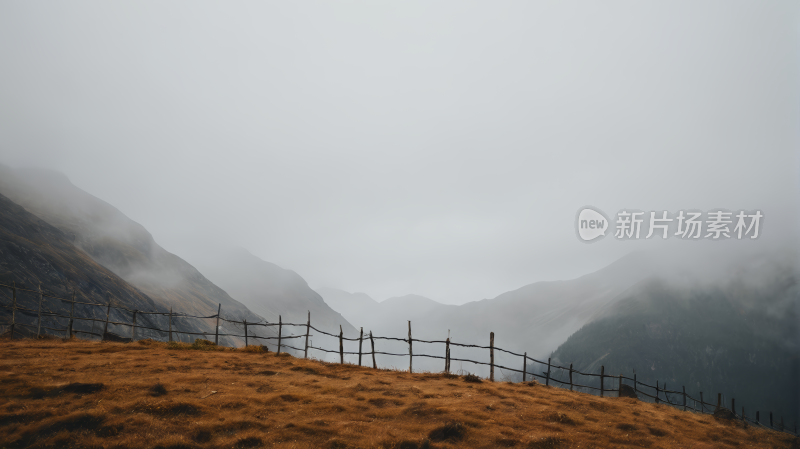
[0,339,796,449]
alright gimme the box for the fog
[0,1,797,304]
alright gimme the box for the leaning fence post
[682,386,687,411]
[522,353,527,382]
[10,282,16,340]
[168,307,173,342]
[277,315,282,355]
[600,366,605,398]
[339,325,344,364]
[489,332,495,382]
[244,320,248,347]
[358,327,363,366]
[370,330,377,369]
[103,299,111,341]
[445,338,451,373]
[546,358,551,386]
[37,283,43,338]
[131,310,137,341]
[304,311,310,359]
[407,321,413,374]
[215,304,221,345]
[569,363,573,391]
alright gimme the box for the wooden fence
[0,280,796,437]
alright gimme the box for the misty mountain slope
[0,165,261,325]
[550,262,800,425]
[0,191,169,338]
[316,251,664,374]
[185,248,358,340]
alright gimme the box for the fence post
[102,299,111,341]
[358,327,363,366]
[168,307,173,342]
[10,282,17,340]
[618,374,622,397]
[277,315,282,355]
[700,392,704,412]
[244,320,248,347]
[682,386,687,411]
[655,381,659,404]
[339,325,344,364]
[215,304,221,345]
[731,398,735,414]
[131,310,137,341]
[370,330,376,369]
[68,291,75,339]
[569,363,573,391]
[522,353,527,382]
[600,366,605,398]
[445,338,451,373]
[546,358,551,386]
[304,311,310,359]
[756,411,759,424]
[408,321,413,374]
[634,373,637,395]
[489,332,495,382]
[37,283,43,338]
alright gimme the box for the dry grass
[0,338,796,448]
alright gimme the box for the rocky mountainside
[550,254,800,426]
[0,165,262,326]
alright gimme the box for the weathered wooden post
[304,311,310,359]
[700,392,704,412]
[131,310,137,341]
[215,304,221,345]
[445,338,451,373]
[277,315,282,355]
[408,321,413,374]
[339,325,344,364]
[522,353,527,382]
[655,381,659,404]
[731,398,735,414]
[102,299,112,341]
[244,320,248,347]
[618,374,622,397]
[9,282,17,340]
[633,373,637,395]
[489,332,495,382]
[682,386,687,411]
[370,330,377,369]
[569,364,573,391]
[37,283,43,338]
[546,358,551,386]
[67,291,75,339]
[358,327,363,366]
[756,411,760,424]
[168,307,173,342]
[600,366,605,398]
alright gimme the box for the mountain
[0,165,263,326]
[183,247,359,353]
[0,191,166,339]
[550,253,799,425]
[316,251,668,374]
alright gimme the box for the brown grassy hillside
[0,338,796,449]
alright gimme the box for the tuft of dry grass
[0,338,796,448]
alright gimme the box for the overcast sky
[1,1,798,304]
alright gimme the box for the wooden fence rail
[0,280,796,437]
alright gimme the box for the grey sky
[1,1,797,304]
